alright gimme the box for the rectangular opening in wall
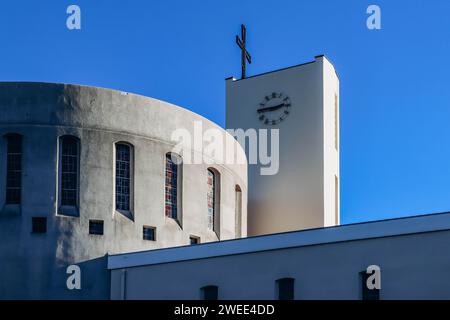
[32,217,47,234]
[89,220,104,235]
[190,236,200,245]
[276,278,294,300]
[360,271,380,300]
[200,285,218,300]
[143,226,156,241]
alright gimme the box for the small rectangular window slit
[32,217,47,234]
[190,236,200,245]
[89,220,104,235]
[143,226,156,241]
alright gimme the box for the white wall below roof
[109,213,450,300]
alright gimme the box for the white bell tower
[226,55,340,236]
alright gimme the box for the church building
[0,50,449,300]
[105,55,450,300]
[0,82,247,299]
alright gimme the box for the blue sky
[1,0,450,224]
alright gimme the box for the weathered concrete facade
[0,82,247,299]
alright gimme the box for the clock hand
[257,103,284,113]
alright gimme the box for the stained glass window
[165,153,180,219]
[116,143,131,212]
[207,169,215,231]
[5,134,22,204]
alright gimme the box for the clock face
[257,92,291,125]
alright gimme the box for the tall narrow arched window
[207,168,220,236]
[58,135,80,216]
[165,153,182,223]
[235,185,242,238]
[5,134,22,205]
[115,143,133,218]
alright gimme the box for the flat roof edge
[227,57,319,83]
[108,212,450,270]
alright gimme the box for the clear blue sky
[1,0,450,224]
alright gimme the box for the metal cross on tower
[236,24,252,79]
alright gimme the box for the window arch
[58,135,80,215]
[165,153,182,223]
[4,133,23,205]
[115,142,134,217]
[207,168,220,236]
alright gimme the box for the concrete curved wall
[0,82,247,299]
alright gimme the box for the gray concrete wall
[0,82,247,299]
[110,229,450,300]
